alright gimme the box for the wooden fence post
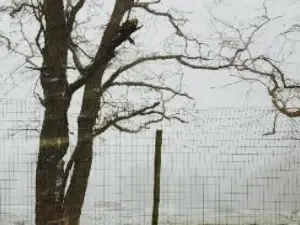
[152,129,162,225]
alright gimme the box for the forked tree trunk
[36,98,71,225]
[64,76,103,225]
[35,1,128,224]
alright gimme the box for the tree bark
[36,1,69,224]
[36,98,71,225]
[64,74,103,225]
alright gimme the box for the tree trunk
[36,1,69,223]
[63,140,93,225]
[64,75,103,225]
[36,98,71,225]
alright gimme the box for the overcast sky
[1,0,298,108]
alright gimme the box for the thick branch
[259,56,300,89]
[271,97,300,118]
[69,41,85,73]
[90,0,134,65]
[67,0,135,94]
[101,54,214,93]
[67,0,86,34]
[68,54,189,94]
[112,117,164,133]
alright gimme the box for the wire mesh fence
[1,99,300,224]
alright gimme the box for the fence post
[152,129,162,225]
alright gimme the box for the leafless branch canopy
[206,0,300,131]
[0,0,267,133]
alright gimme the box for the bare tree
[205,0,300,134]
[0,0,246,224]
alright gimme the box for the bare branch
[32,3,45,55]
[1,3,40,17]
[134,2,187,37]
[204,1,300,123]
[281,24,300,37]
[112,120,159,133]
[134,0,161,7]
[234,54,300,118]
[271,96,300,118]
[69,54,203,94]
[110,81,193,99]
[176,57,230,70]
[69,47,240,95]
[93,101,160,136]
[66,0,136,94]
[138,110,188,123]
[0,33,11,49]
[259,56,300,89]
[101,53,221,89]
[113,117,165,133]
[66,0,86,34]
[111,109,187,133]
[69,41,85,73]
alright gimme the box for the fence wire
[0,99,300,225]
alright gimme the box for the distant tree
[0,0,246,224]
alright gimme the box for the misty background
[0,0,300,224]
